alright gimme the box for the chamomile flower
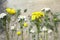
[0,13,7,18]
[41,8,50,12]
[17,15,27,22]
[30,29,35,33]
[10,25,15,30]
[41,26,48,32]
[48,29,52,33]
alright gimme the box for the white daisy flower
[30,29,35,33]
[45,8,50,12]
[16,28,19,31]
[41,8,50,12]
[10,25,15,30]
[0,13,7,18]
[48,29,52,33]
[17,15,27,22]
[41,27,48,32]
[41,8,45,11]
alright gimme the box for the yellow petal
[10,9,16,14]
[23,22,28,27]
[31,15,36,20]
[6,8,11,13]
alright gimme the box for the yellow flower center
[23,22,28,27]
[16,31,21,36]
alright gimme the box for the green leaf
[24,9,27,13]
[16,9,21,18]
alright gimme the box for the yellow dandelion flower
[16,31,21,36]
[31,11,44,20]
[23,22,28,27]
[6,8,16,15]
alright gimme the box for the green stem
[46,32,48,40]
[37,31,39,40]
[44,32,45,40]
[21,29,23,40]
[20,26,23,40]
[5,26,9,40]
[54,23,58,40]
[29,30,30,40]
[17,36,19,40]
[54,32,58,40]
[37,27,39,40]
[32,34,35,40]
[11,31,14,40]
